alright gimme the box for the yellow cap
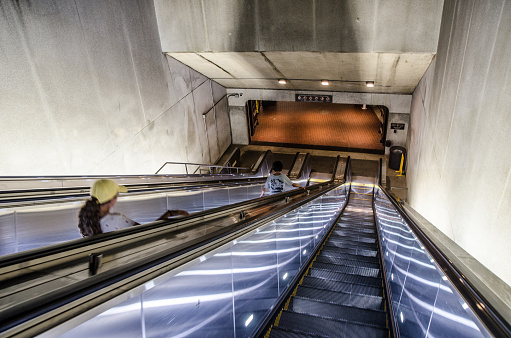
[91,179,127,204]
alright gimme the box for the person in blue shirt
[261,161,305,196]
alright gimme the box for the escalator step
[295,286,384,311]
[321,246,378,258]
[268,327,322,338]
[336,221,375,229]
[324,241,378,252]
[317,251,380,265]
[309,268,382,287]
[332,228,376,237]
[311,262,381,278]
[315,254,380,269]
[276,310,388,338]
[328,234,377,245]
[332,227,376,236]
[302,275,382,297]
[290,297,387,328]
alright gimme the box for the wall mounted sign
[296,94,332,102]
[391,123,405,130]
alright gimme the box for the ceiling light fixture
[366,81,375,87]
[321,80,329,85]
[278,79,287,84]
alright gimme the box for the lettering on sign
[296,94,332,103]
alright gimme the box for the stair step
[268,327,321,338]
[336,220,375,229]
[329,232,377,244]
[332,228,376,237]
[276,310,388,338]
[290,297,387,328]
[315,254,380,269]
[324,241,378,252]
[321,246,378,258]
[302,276,382,297]
[311,261,381,278]
[309,268,382,287]
[295,286,384,311]
[317,251,380,265]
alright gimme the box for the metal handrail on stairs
[154,161,250,175]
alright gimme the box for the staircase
[267,183,389,337]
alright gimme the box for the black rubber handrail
[379,186,511,337]
[374,159,397,337]
[0,177,266,206]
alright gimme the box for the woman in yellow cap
[78,179,189,237]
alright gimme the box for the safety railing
[155,162,250,175]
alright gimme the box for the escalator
[266,182,389,337]
[1,158,509,337]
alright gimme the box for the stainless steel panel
[15,203,82,252]
[226,186,248,204]
[58,294,144,338]
[167,189,205,214]
[114,193,168,224]
[0,210,16,256]
[203,188,229,210]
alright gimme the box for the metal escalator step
[315,254,380,269]
[290,297,387,328]
[276,310,388,338]
[336,221,375,229]
[311,262,380,278]
[332,227,376,236]
[309,268,382,287]
[321,246,378,258]
[317,252,379,265]
[302,276,382,297]
[295,286,384,310]
[333,228,375,236]
[324,240,378,252]
[328,234,377,245]
[268,327,324,338]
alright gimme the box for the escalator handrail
[0,181,343,337]
[296,153,311,181]
[378,185,511,337]
[372,177,398,338]
[0,177,267,207]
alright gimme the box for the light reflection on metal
[245,314,253,326]
[386,247,436,269]
[404,288,481,331]
[393,264,453,293]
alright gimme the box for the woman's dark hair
[271,161,284,172]
[78,197,103,237]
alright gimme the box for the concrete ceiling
[155,0,445,94]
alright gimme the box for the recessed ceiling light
[366,81,374,87]
[321,80,329,85]
[278,79,287,84]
